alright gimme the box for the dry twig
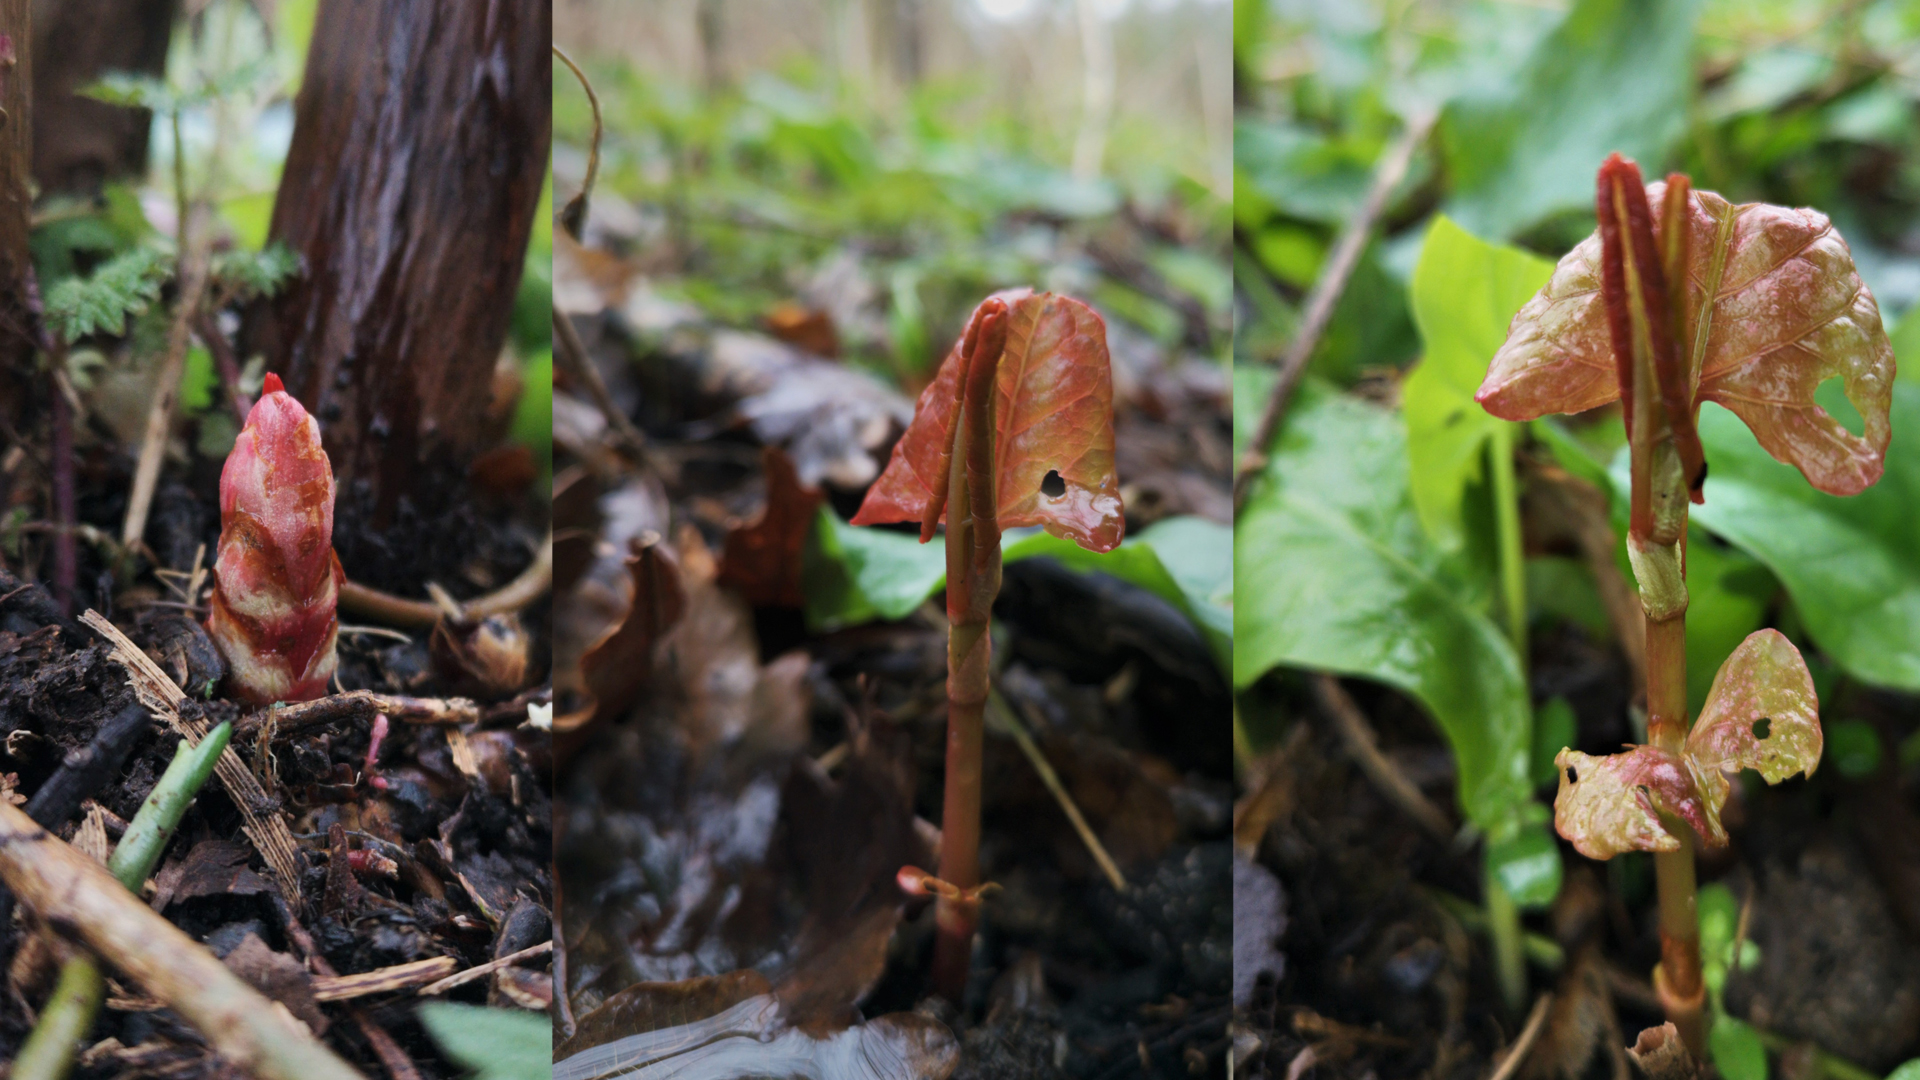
[1487,993,1553,1080]
[0,800,363,1080]
[1233,109,1436,513]
[417,940,553,996]
[1312,674,1454,843]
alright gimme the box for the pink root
[364,713,391,790]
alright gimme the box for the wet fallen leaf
[718,447,825,609]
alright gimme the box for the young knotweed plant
[853,290,1122,1004]
[206,373,345,705]
[1477,153,1894,1054]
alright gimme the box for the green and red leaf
[1686,628,1822,784]
[1478,178,1895,496]
[1552,745,1723,859]
[852,291,1123,553]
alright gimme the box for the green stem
[11,960,104,1080]
[15,723,232,1078]
[1489,423,1526,654]
[1485,869,1527,1015]
[109,721,233,890]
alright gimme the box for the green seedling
[852,290,1122,1003]
[1477,154,1894,1052]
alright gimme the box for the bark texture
[30,0,176,194]
[253,0,551,519]
[0,0,32,364]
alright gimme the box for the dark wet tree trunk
[0,0,34,367]
[252,0,551,523]
[30,0,176,195]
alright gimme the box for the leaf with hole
[1552,629,1820,858]
[1477,180,1895,497]
[851,291,1123,553]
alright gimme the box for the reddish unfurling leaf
[854,291,1124,553]
[1479,168,1894,497]
[206,373,344,704]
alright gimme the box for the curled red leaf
[1553,630,1822,858]
[852,291,1123,553]
[1553,745,1722,860]
[1478,177,1894,496]
[206,373,344,704]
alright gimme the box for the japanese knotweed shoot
[206,373,344,704]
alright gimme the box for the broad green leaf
[418,1004,550,1080]
[1488,812,1563,908]
[1531,697,1577,786]
[1440,0,1701,239]
[1827,719,1882,779]
[804,511,1231,672]
[1682,538,1773,713]
[1235,382,1530,831]
[1691,382,1920,691]
[1481,182,1895,497]
[1405,216,1555,547]
[1710,1015,1770,1080]
[1887,1060,1920,1080]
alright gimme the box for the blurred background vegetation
[553,0,1232,384]
[1237,0,1920,380]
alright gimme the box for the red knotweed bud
[206,373,343,704]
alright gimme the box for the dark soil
[0,402,552,1078]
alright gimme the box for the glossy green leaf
[1235,382,1531,831]
[1441,0,1701,239]
[1405,216,1555,548]
[1532,697,1577,786]
[1691,382,1920,691]
[1710,1015,1770,1080]
[804,511,1230,672]
[1827,719,1882,779]
[418,1004,550,1080]
[1488,812,1564,908]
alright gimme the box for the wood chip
[417,940,552,996]
[312,956,460,1002]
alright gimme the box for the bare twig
[0,800,363,1080]
[237,689,480,739]
[312,957,459,1002]
[553,45,602,241]
[123,203,212,550]
[1233,109,1437,513]
[1486,993,1553,1080]
[552,307,649,458]
[1312,674,1454,843]
[351,1011,423,1080]
[338,530,552,629]
[988,686,1128,892]
[416,940,553,996]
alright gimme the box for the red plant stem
[1600,154,1706,1054]
[46,356,76,617]
[22,270,76,617]
[193,311,253,426]
[929,302,1007,1004]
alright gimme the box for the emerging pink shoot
[206,373,344,705]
